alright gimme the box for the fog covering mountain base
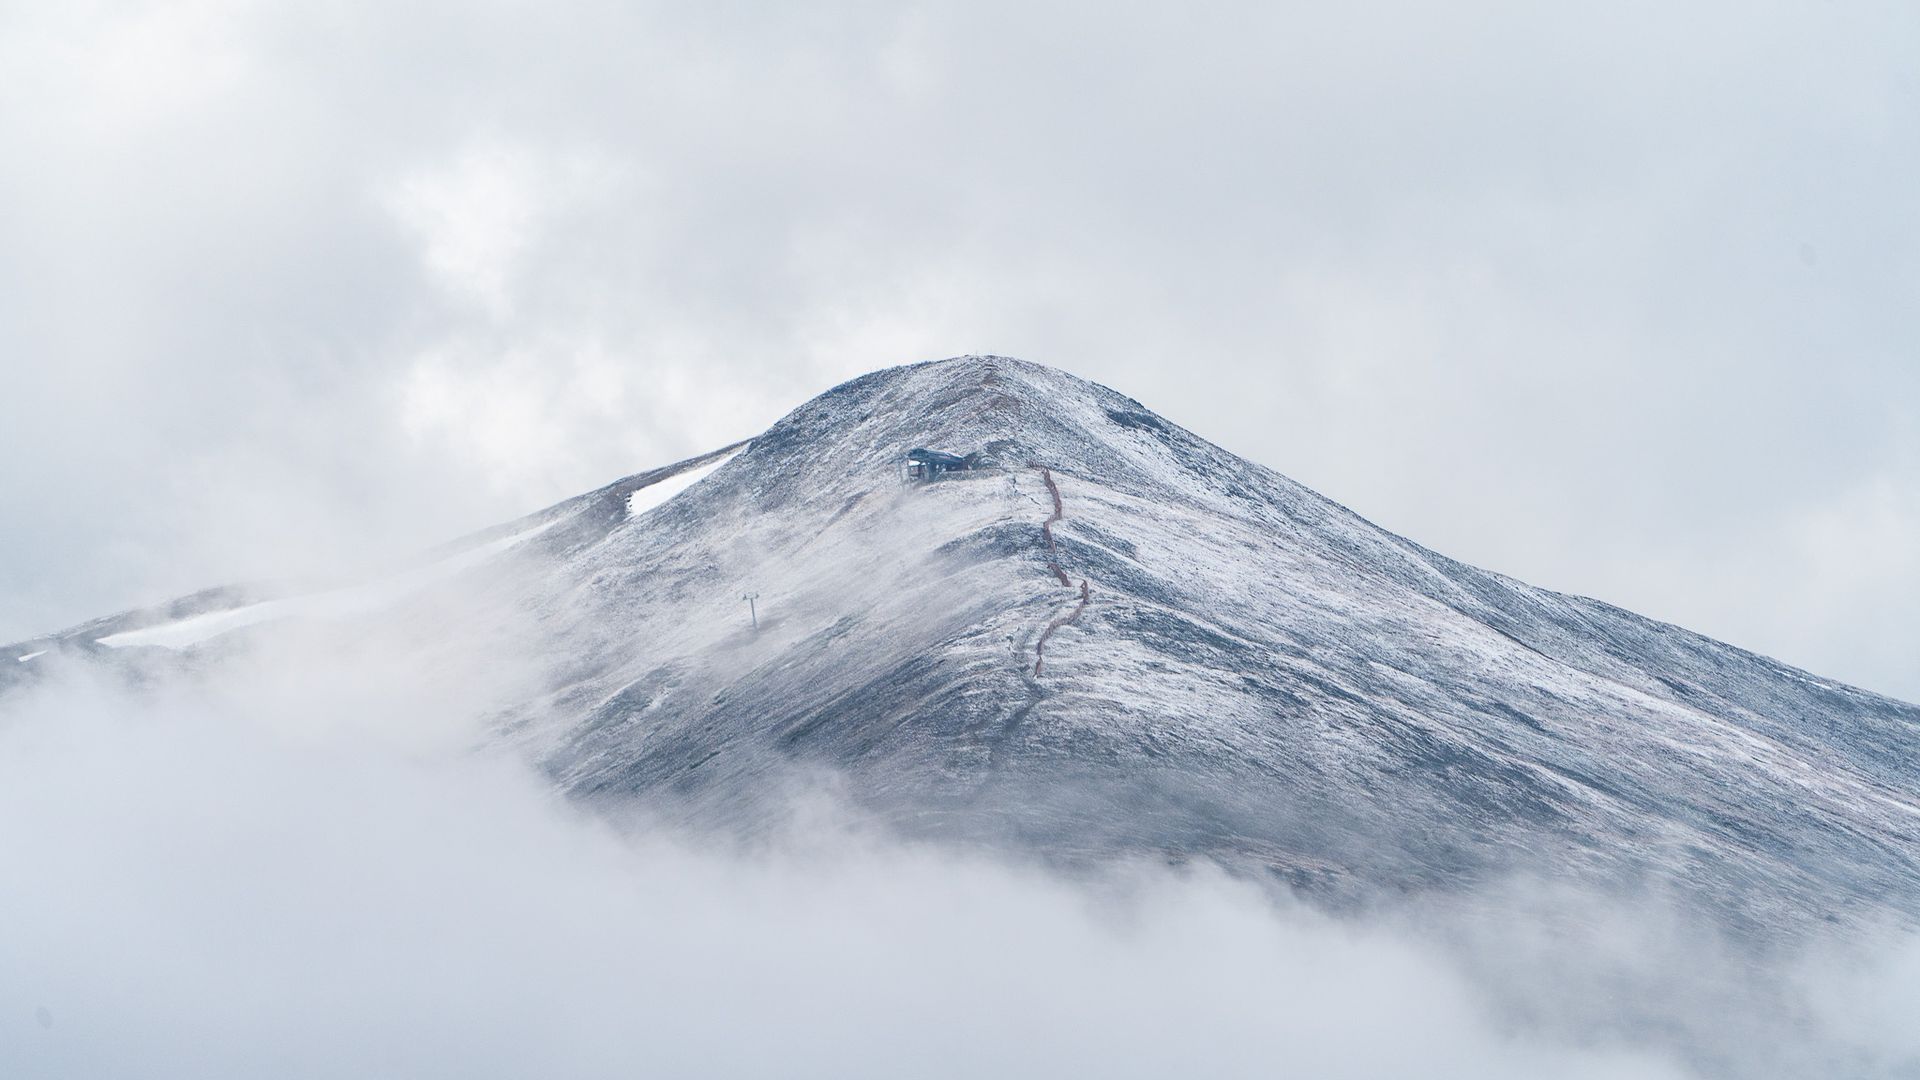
[9,355,1918,942]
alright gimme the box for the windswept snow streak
[96,519,560,649]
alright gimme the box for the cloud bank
[0,665,1677,1079]
[2,655,1916,1078]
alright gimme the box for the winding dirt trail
[1033,580,1091,676]
[1036,466,1072,586]
[1029,464,1091,675]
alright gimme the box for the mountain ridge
[7,355,1917,941]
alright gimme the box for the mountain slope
[10,355,1919,938]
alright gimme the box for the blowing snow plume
[6,355,1920,1075]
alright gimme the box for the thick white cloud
[0,665,1794,1078]
[1,0,1914,703]
[5,657,1920,1078]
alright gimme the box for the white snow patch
[96,520,561,650]
[627,446,747,519]
[16,651,46,663]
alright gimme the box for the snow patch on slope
[627,444,747,519]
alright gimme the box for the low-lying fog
[4,651,1916,1079]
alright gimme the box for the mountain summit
[10,355,1919,937]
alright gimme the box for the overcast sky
[3,1,1915,699]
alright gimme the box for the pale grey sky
[2,1,1915,699]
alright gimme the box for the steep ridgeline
[9,356,1920,939]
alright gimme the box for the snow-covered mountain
[9,356,1918,939]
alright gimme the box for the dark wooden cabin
[905,448,972,481]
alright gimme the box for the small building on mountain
[904,447,973,482]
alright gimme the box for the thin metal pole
[743,592,759,629]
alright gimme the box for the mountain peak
[10,358,1918,944]
[742,353,1234,519]
[505,360,1918,940]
